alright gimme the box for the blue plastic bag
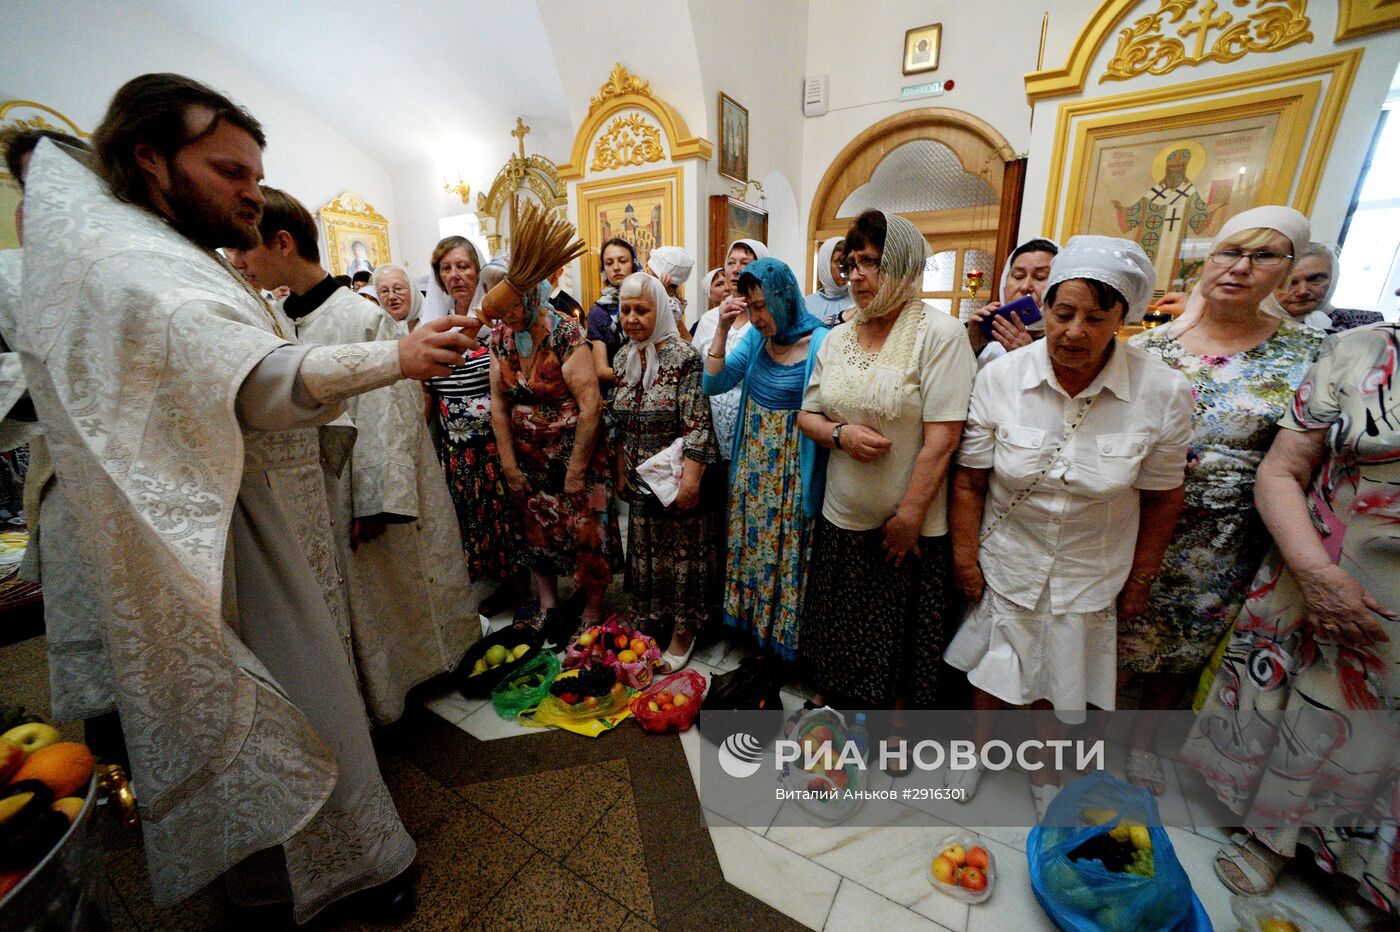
[1027,772,1209,931]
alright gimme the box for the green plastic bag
[491,649,560,719]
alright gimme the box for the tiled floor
[431,612,1367,931]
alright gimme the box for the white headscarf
[647,246,695,285]
[727,238,769,262]
[420,239,485,325]
[369,263,420,320]
[815,236,849,300]
[998,238,1060,331]
[1167,205,1311,336]
[615,271,678,391]
[701,268,726,310]
[1043,236,1156,320]
[1285,242,1341,326]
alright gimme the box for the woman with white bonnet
[967,238,1060,367]
[646,244,696,340]
[1277,241,1382,332]
[806,236,855,324]
[692,267,746,464]
[1120,205,1327,793]
[611,272,721,672]
[946,236,1191,815]
[422,246,526,616]
[371,263,421,328]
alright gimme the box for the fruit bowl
[1230,895,1320,932]
[927,830,996,904]
[780,709,863,824]
[457,626,545,699]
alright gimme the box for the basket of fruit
[564,615,661,690]
[1028,773,1209,932]
[520,666,633,737]
[927,832,994,903]
[630,670,704,733]
[458,626,545,699]
[0,717,109,928]
[490,649,561,719]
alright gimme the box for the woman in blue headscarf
[703,258,830,662]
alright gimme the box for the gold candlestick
[963,269,985,301]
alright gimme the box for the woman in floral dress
[490,231,622,631]
[1180,323,1400,922]
[612,273,722,672]
[1122,207,1325,792]
[703,258,829,661]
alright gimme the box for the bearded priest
[11,74,477,923]
[227,186,476,726]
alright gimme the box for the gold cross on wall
[511,118,531,160]
[1180,0,1231,61]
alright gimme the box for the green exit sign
[900,81,946,100]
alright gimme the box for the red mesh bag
[630,670,706,733]
[563,615,661,690]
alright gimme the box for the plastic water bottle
[850,713,870,763]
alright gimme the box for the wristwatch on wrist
[832,423,844,450]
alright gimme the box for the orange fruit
[629,638,648,655]
[617,649,638,664]
[661,702,675,712]
[12,743,95,799]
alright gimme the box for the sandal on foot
[1126,748,1167,796]
[944,762,983,800]
[1214,832,1285,896]
[1031,783,1062,822]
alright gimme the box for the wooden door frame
[806,108,1018,293]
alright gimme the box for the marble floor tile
[900,763,1036,854]
[707,814,842,931]
[420,685,484,726]
[1172,758,1235,843]
[1163,825,1239,929]
[459,697,545,741]
[824,878,958,932]
[965,835,1057,932]
[765,808,969,931]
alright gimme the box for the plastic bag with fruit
[491,649,562,719]
[563,615,661,690]
[630,670,705,733]
[521,666,633,737]
[1027,772,1209,932]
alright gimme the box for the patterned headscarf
[737,258,825,344]
[854,212,929,323]
[1044,236,1156,320]
[815,237,849,300]
[511,280,551,359]
[616,272,678,391]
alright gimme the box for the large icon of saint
[1113,141,1228,291]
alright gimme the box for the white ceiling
[146,0,575,177]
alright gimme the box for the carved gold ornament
[1103,0,1312,82]
[588,63,652,115]
[591,113,665,172]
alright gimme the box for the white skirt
[944,584,1117,711]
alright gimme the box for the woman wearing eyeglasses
[1118,206,1327,793]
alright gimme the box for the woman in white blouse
[944,236,1191,815]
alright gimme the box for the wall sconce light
[443,175,472,205]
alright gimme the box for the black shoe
[348,871,416,925]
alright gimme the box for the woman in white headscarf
[421,244,525,614]
[946,237,1191,814]
[611,272,722,672]
[805,236,854,324]
[1277,241,1382,331]
[796,209,976,733]
[1120,205,1327,793]
[967,238,1060,367]
[647,244,696,340]
[370,263,421,328]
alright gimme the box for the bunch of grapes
[1125,848,1154,878]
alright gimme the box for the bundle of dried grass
[502,197,587,294]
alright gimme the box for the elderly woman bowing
[797,209,976,713]
[945,238,1191,812]
[613,272,722,672]
[488,204,622,633]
